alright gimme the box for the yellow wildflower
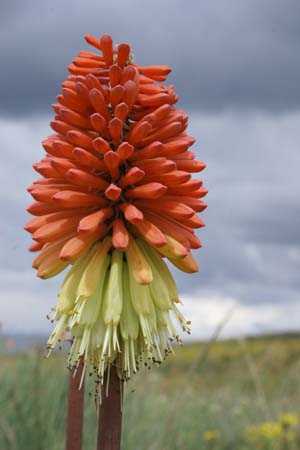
[280,413,297,428]
[203,430,220,441]
[260,422,282,439]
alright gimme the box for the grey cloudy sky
[0,0,299,338]
[1,0,300,116]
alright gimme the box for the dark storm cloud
[240,199,300,246]
[1,0,300,117]
[173,111,300,305]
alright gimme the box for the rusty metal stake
[66,360,85,450]
[97,365,123,450]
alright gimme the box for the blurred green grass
[1,334,300,449]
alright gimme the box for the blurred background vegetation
[1,333,300,450]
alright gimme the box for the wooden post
[96,365,123,450]
[66,360,85,450]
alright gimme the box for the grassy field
[1,334,300,450]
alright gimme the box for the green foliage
[0,334,300,449]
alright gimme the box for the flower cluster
[25,34,207,385]
[245,413,299,446]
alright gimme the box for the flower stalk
[66,359,85,450]
[97,365,123,450]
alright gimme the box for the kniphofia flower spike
[25,33,207,392]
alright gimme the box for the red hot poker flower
[25,33,207,388]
